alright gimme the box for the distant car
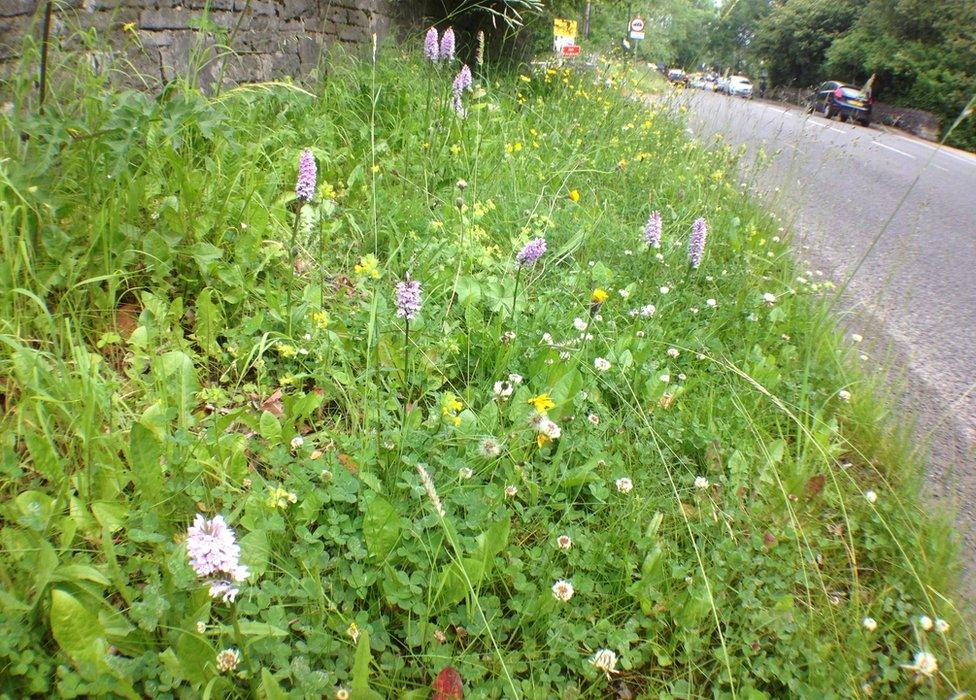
[689,74,707,89]
[727,75,753,98]
[716,76,730,94]
[807,81,872,126]
[667,69,687,85]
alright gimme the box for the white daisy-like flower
[667,347,680,358]
[706,298,717,307]
[862,617,877,631]
[838,390,851,402]
[902,650,938,677]
[594,357,611,371]
[615,477,633,493]
[557,534,572,550]
[864,490,877,504]
[505,485,518,498]
[935,618,950,633]
[762,292,776,304]
[574,317,588,332]
[551,579,574,602]
[918,615,933,631]
[694,476,709,489]
[589,648,619,678]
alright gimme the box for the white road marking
[828,126,845,134]
[766,106,790,114]
[932,164,950,172]
[873,141,916,159]
[893,133,976,165]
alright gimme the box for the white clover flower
[493,380,514,400]
[290,435,305,449]
[919,615,934,631]
[505,485,518,498]
[509,373,523,384]
[655,253,665,262]
[902,650,937,677]
[574,317,588,332]
[588,414,600,425]
[864,490,877,504]
[216,648,241,673]
[618,289,630,298]
[615,477,633,493]
[628,308,639,317]
[624,249,633,256]
[935,618,950,633]
[694,476,709,489]
[660,373,670,383]
[678,373,687,381]
[636,331,645,338]
[459,467,474,479]
[838,390,852,402]
[559,351,571,360]
[196,620,207,634]
[689,307,699,314]
[667,347,680,358]
[862,617,877,631]
[557,534,572,550]
[594,357,611,371]
[480,438,502,458]
[589,648,619,678]
[336,688,350,700]
[660,286,670,294]
[706,298,717,307]
[762,292,776,304]
[538,417,561,439]
[551,579,574,602]
[346,622,360,643]
[542,332,554,345]
[640,304,656,317]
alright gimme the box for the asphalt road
[673,89,976,582]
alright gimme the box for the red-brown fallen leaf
[260,389,284,417]
[805,474,826,498]
[432,667,463,700]
[338,453,358,475]
[116,302,140,338]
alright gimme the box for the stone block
[0,1,37,19]
[139,7,191,30]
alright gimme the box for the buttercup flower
[688,217,707,269]
[644,210,662,248]
[216,648,240,674]
[296,149,316,202]
[589,649,619,678]
[516,237,547,267]
[557,534,572,550]
[568,189,580,202]
[439,26,455,61]
[424,26,439,62]
[615,477,633,493]
[395,275,422,320]
[552,579,574,602]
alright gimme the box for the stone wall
[1,0,412,90]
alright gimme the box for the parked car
[666,69,687,85]
[689,74,707,89]
[727,75,753,98]
[716,76,730,94]
[806,80,872,126]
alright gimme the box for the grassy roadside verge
[1,37,973,698]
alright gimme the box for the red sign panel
[561,44,581,56]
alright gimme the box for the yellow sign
[553,18,578,39]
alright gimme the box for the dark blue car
[807,80,872,126]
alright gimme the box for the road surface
[674,89,976,582]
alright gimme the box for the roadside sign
[629,17,645,40]
[561,44,581,57]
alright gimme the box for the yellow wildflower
[537,434,550,447]
[528,394,555,414]
[312,311,330,329]
[354,254,381,279]
[591,288,609,304]
[568,189,580,203]
[277,343,298,358]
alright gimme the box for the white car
[728,76,753,98]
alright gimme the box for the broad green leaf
[15,490,53,531]
[91,501,127,532]
[261,668,288,700]
[350,629,383,700]
[52,564,111,586]
[128,422,163,503]
[156,351,200,427]
[236,621,288,638]
[239,529,270,578]
[194,287,224,357]
[259,410,282,443]
[50,589,108,669]
[363,494,401,560]
[176,630,213,685]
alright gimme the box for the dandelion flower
[394,275,422,320]
[557,535,572,550]
[644,210,662,248]
[862,617,878,631]
[589,649,619,678]
[528,394,555,413]
[591,288,609,304]
[688,217,707,269]
[216,648,241,674]
[594,357,611,372]
[296,149,317,202]
[552,579,574,602]
[479,438,502,458]
[615,477,633,493]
